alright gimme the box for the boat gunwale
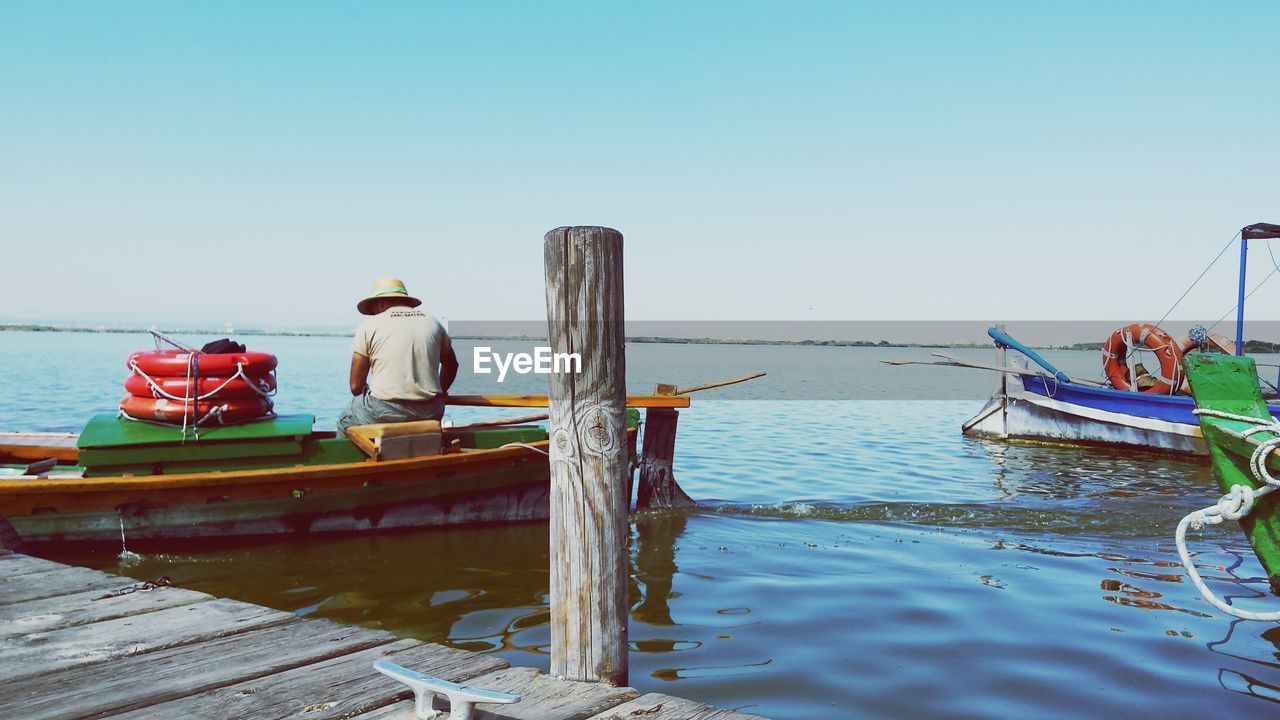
[0,436,571,494]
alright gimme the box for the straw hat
[357,277,422,315]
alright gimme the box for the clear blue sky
[2,2,1277,328]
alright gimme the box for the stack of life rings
[1102,323,1235,395]
[121,349,278,426]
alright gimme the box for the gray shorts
[337,391,446,434]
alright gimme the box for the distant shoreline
[0,324,351,338]
[0,324,1017,349]
[8,324,1276,352]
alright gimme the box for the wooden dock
[0,548,766,719]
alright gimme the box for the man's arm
[349,353,371,396]
[439,336,459,393]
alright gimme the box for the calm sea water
[4,330,1280,718]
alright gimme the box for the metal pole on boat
[1236,235,1248,356]
[542,225,629,686]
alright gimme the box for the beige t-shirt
[352,307,449,401]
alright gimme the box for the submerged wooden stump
[543,226,629,686]
[635,408,696,510]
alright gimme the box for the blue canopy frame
[1235,223,1280,355]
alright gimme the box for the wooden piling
[635,405,696,510]
[543,226,629,686]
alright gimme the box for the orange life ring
[124,373,276,400]
[119,395,274,425]
[1102,323,1184,394]
[127,350,278,377]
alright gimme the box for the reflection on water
[631,511,685,628]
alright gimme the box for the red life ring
[127,350,278,376]
[124,373,276,400]
[119,395,274,425]
[1102,323,1184,394]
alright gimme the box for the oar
[674,371,766,395]
[931,351,1107,386]
[883,354,1106,387]
[446,394,690,408]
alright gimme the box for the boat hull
[8,455,552,548]
[1,429,636,549]
[964,373,1280,455]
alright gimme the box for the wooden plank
[0,432,80,462]
[355,666,639,720]
[0,582,211,639]
[0,597,294,683]
[544,226,630,685]
[112,638,507,720]
[0,553,67,577]
[448,394,690,409]
[0,432,79,447]
[586,693,770,719]
[0,619,399,720]
[464,666,637,719]
[0,564,135,605]
[346,420,443,457]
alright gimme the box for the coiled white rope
[1177,408,1280,621]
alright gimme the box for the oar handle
[987,327,1071,384]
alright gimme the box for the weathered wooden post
[543,226,629,686]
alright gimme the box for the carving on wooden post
[543,226,629,686]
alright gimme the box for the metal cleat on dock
[373,658,520,720]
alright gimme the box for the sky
[1,2,1278,329]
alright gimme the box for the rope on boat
[118,405,276,431]
[500,442,550,456]
[1175,408,1280,621]
[128,360,276,402]
[1150,231,1239,334]
[1208,239,1280,334]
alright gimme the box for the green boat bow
[1182,352,1280,618]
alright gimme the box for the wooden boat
[961,325,1280,454]
[0,395,682,549]
[905,223,1280,455]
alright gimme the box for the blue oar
[987,327,1072,385]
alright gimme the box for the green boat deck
[77,413,317,449]
[10,410,642,478]
[76,414,317,471]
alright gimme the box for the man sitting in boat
[337,278,460,434]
